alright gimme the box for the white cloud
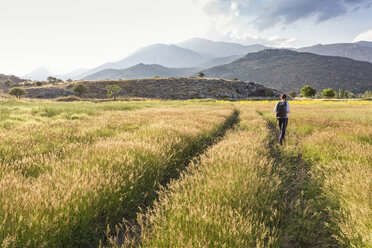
[353,29,372,41]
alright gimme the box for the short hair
[281,94,287,99]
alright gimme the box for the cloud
[353,29,372,41]
[197,0,372,30]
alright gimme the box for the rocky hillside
[0,74,25,92]
[203,49,372,93]
[24,78,279,100]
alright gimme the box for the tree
[322,88,336,98]
[47,76,57,83]
[301,85,316,97]
[289,91,297,98]
[8,87,26,98]
[72,83,88,97]
[66,78,73,82]
[198,72,205,78]
[106,84,122,100]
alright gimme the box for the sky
[1,0,372,76]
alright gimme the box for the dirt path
[103,109,240,247]
[258,111,340,248]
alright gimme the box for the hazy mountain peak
[22,67,52,81]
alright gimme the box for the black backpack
[276,101,287,118]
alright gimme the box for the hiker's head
[281,94,287,100]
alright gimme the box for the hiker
[274,93,290,145]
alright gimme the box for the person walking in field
[274,93,290,145]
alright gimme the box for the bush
[35,81,43,86]
[105,84,122,100]
[198,72,205,78]
[72,83,88,97]
[301,85,316,97]
[8,87,26,98]
[322,88,336,98]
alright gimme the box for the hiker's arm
[286,102,290,114]
[273,103,278,114]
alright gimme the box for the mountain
[297,43,372,63]
[198,55,242,69]
[22,67,52,81]
[83,63,198,80]
[203,49,372,93]
[355,41,372,48]
[75,44,205,79]
[177,37,268,58]
[55,68,88,80]
[0,74,23,84]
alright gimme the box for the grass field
[0,99,371,247]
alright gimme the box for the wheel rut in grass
[257,111,340,248]
[104,109,240,246]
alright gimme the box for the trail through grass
[0,100,237,247]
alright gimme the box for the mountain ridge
[203,49,372,93]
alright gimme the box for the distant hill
[297,43,372,63]
[83,63,198,80]
[75,44,205,79]
[24,78,279,100]
[55,68,88,80]
[203,49,372,93]
[178,37,268,58]
[22,67,52,81]
[198,55,242,69]
[0,74,25,92]
[0,74,23,84]
[355,41,372,48]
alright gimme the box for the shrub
[105,84,122,100]
[35,81,43,86]
[72,83,88,97]
[301,85,316,97]
[8,87,26,98]
[322,88,336,98]
[198,72,205,78]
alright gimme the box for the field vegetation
[0,99,371,247]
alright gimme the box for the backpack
[276,101,287,118]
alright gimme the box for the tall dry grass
[259,101,372,247]
[0,100,235,247]
[137,106,283,247]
